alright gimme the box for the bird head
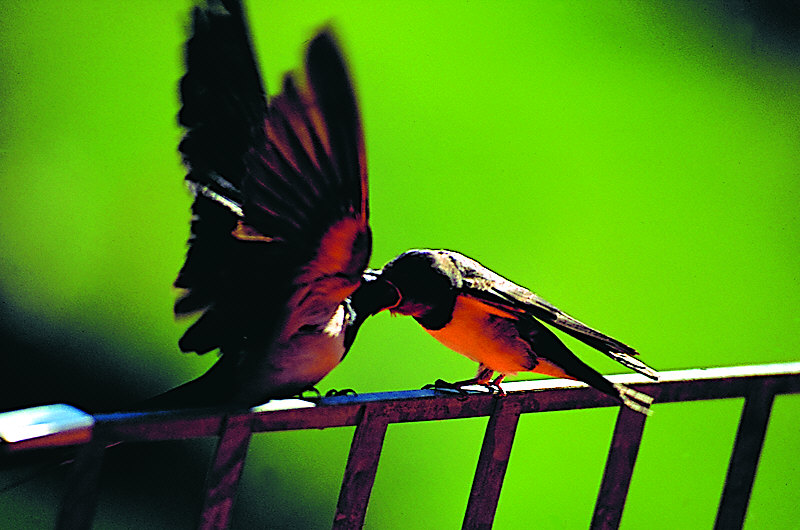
[377,250,459,322]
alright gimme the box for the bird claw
[423,379,471,401]
[423,379,506,398]
[298,387,358,400]
[325,388,357,398]
[422,379,468,394]
[299,387,323,400]
[486,381,507,397]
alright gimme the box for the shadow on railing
[2,362,799,529]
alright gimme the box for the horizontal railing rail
[3,362,799,529]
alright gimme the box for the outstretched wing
[242,31,371,344]
[174,0,370,357]
[178,0,265,205]
[443,251,659,380]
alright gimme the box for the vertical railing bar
[590,405,649,530]
[713,383,775,530]
[55,438,106,530]
[332,403,390,530]
[198,413,254,530]
[462,398,522,530]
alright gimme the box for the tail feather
[607,351,659,381]
[133,356,239,411]
[614,383,654,416]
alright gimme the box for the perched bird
[144,0,379,409]
[360,249,657,414]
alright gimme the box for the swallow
[360,249,658,414]
[141,0,386,409]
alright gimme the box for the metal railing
[4,362,799,529]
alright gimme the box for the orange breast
[425,295,535,375]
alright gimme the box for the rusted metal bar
[198,413,254,530]
[39,364,793,447]
[332,403,390,529]
[590,404,649,530]
[93,408,226,442]
[81,364,799,443]
[55,438,105,530]
[713,384,775,530]
[462,399,522,530]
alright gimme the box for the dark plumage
[144,0,375,410]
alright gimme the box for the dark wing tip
[607,351,660,380]
[245,25,368,250]
[305,28,368,220]
[305,28,361,137]
[179,0,267,195]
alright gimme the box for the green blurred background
[1,0,799,528]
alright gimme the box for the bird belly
[425,296,534,375]
[270,333,346,393]
[243,304,348,400]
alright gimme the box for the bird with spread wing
[142,0,395,409]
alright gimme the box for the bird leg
[489,374,507,396]
[468,366,507,395]
[424,366,506,396]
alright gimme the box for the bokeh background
[1,0,799,528]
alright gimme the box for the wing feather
[174,1,369,357]
[442,251,659,380]
[243,31,368,250]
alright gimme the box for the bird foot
[423,379,506,397]
[299,387,323,400]
[324,388,357,398]
[486,381,507,397]
[423,379,470,394]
